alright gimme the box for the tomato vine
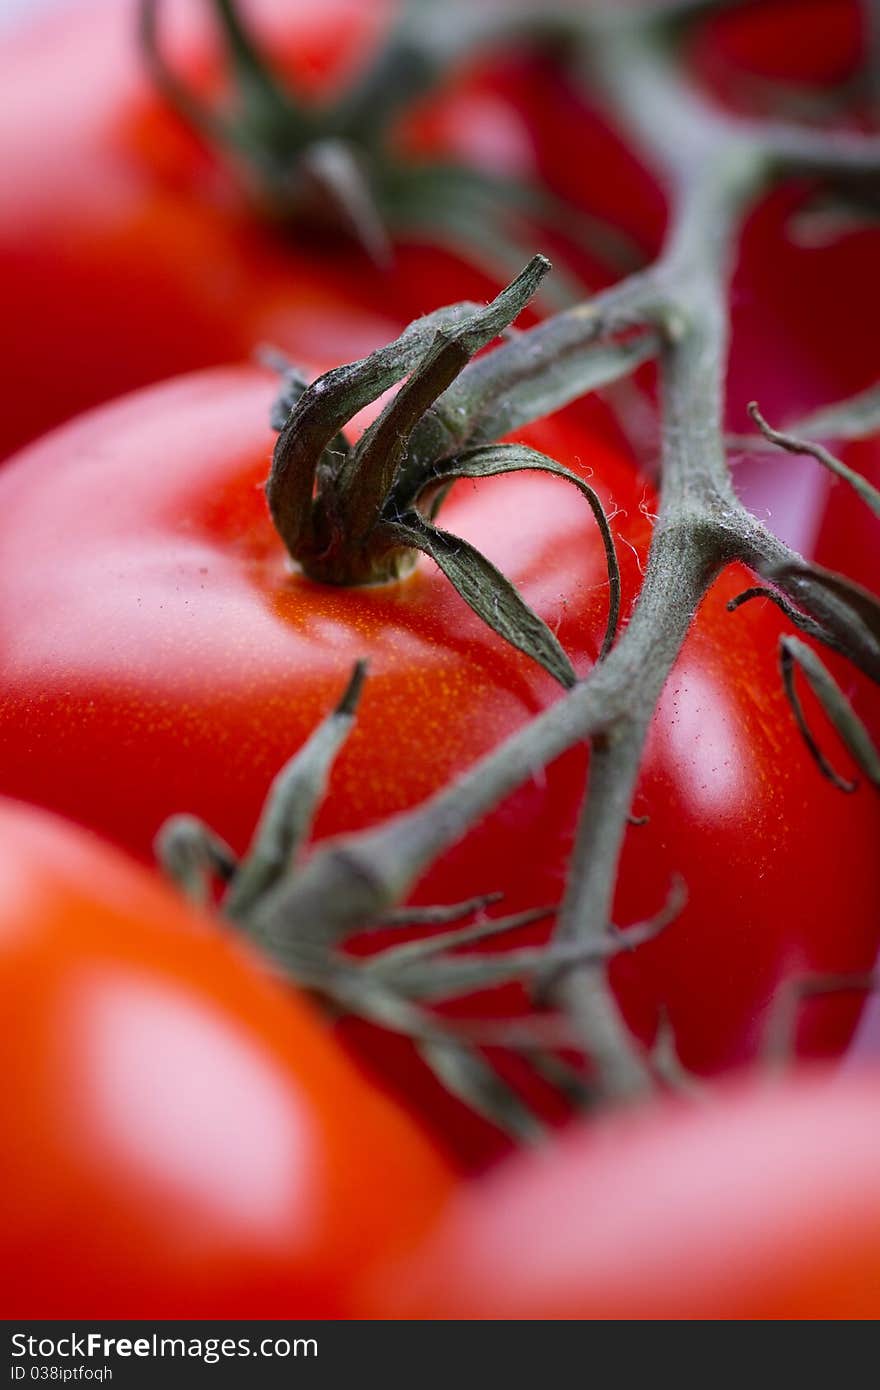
[147,3,880,1131]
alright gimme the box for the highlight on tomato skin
[362,1068,880,1321]
[0,797,453,1319]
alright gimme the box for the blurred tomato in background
[366,1070,880,1319]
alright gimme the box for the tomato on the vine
[364,1068,880,1320]
[3,0,868,563]
[0,0,362,458]
[0,363,877,1165]
[0,796,452,1318]
[0,0,617,462]
[692,0,880,745]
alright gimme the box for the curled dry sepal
[265,254,643,687]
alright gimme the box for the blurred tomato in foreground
[366,1070,880,1319]
[0,798,452,1318]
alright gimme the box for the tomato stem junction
[155,2,880,1132]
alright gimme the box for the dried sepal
[752,559,880,685]
[267,296,485,554]
[779,636,880,792]
[386,509,580,688]
[266,259,644,686]
[362,906,557,980]
[335,257,551,547]
[139,0,574,271]
[406,441,622,660]
[140,0,310,182]
[375,894,505,929]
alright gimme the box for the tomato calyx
[139,0,572,272]
[140,0,389,262]
[265,256,623,686]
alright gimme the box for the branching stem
[247,7,880,1104]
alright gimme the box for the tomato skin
[0,796,452,1318]
[0,366,878,1166]
[364,1069,880,1320]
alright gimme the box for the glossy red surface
[0,797,452,1317]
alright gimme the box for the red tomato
[0,795,452,1318]
[489,53,667,261]
[0,0,614,461]
[0,366,877,1165]
[811,404,880,918]
[0,0,386,459]
[807,183,880,596]
[365,1068,880,1320]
